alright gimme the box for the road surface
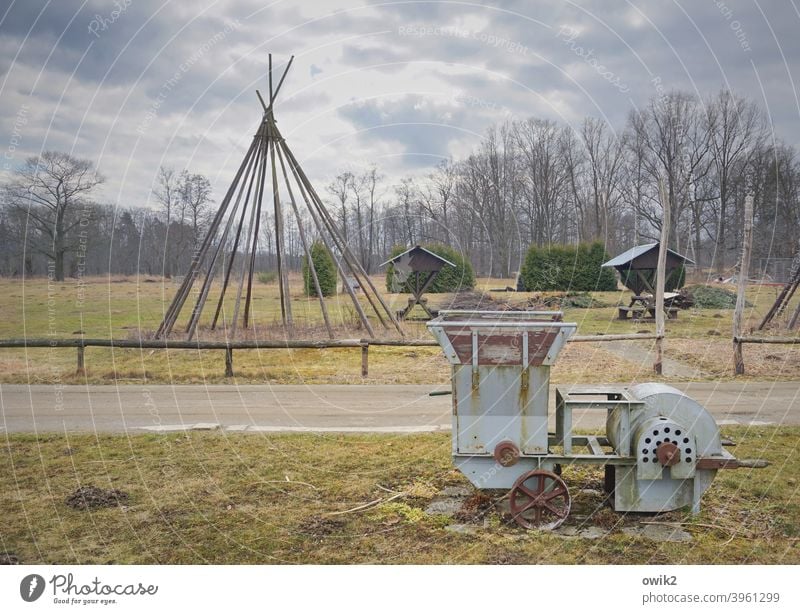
[1,382,798,434]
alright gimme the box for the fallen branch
[247,479,319,490]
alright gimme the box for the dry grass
[1,426,797,564]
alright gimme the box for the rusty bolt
[656,441,681,467]
[494,440,521,467]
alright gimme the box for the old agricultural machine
[427,310,765,530]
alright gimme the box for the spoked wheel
[508,469,571,530]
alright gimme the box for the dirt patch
[453,492,494,523]
[482,550,527,564]
[65,486,130,510]
[0,552,19,565]
[298,517,346,537]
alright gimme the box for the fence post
[654,178,671,375]
[225,347,234,377]
[76,345,85,376]
[733,194,754,375]
[361,343,369,378]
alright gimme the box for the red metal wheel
[508,469,571,530]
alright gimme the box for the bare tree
[360,166,384,272]
[394,177,417,246]
[3,151,103,281]
[516,118,570,246]
[327,172,353,243]
[153,166,178,276]
[178,171,213,253]
[627,92,708,249]
[706,89,765,272]
[579,117,626,242]
[154,166,178,225]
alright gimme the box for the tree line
[2,88,798,282]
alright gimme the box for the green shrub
[257,270,277,284]
[302,240,337,297]
[385,243,475,293]
[520,242,617,291]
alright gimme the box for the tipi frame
[155,55,403,340]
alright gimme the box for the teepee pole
[159,139,256,337]
[243,129,269,329]
[277,137,375,336]
[185,133,261,340]
[271,56,294,104]
[156,137,258,338]
[280,137,404,336]
[268,117,293,328]
[268,54,273,103]
[211,134,264,330]
[283,138,388,331]
[231,132,268,336]
[275,143,333,338]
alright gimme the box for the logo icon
[20,574,45,602]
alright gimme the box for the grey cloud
[339,93,480,165]
[1,0,799,206]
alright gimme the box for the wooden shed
[602,242,693,295]
[380,245,455,320]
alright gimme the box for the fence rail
[735,336,800,344]
[0,333,662,378]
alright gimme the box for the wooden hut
[381,246,455,320]
[602,242,693,320]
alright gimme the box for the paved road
[1,382,798,434]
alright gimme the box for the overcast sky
[1,0,798,208]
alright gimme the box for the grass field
[0,274,798,384]
[1,427,797,564]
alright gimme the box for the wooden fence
[0,333,661,378]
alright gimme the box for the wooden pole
[243,132,269,329]
[268,116,293,328]
[275,144,334,338]
[225,348,234,377]
[76,345,85,375]
[156,138,258,338]
[231,132,267,337]
[654,178,671,375]
[733,194,754,375]
[276,138,376,337]
[361,343,369,377]
[211,136,264,330]
[186,135,260,339]
[278,135,404,336]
